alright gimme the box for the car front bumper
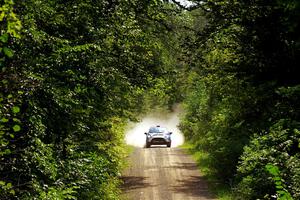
[147,136,171,144]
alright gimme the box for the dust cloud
[125,105,184,148]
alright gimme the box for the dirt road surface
[121,147,215,200]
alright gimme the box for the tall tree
[1,0,182,199]
[179,0,300,199]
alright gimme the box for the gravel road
[121,147,216,200]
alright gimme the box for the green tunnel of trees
[0,0,299,199]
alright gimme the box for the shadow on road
[145,145,169,148]
[164,162,198,171]
[121,148,216,200]
[120,176,153,191]
[171,175,215,199]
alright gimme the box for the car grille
[151,138,166,143]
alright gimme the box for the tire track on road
[121,147,215,200]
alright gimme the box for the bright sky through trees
[177,0,194,7]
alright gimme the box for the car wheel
[167,142,171,148]
[146,142,151,148]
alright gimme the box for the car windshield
[149,127,167,133]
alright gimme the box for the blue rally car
[144,125,172,148]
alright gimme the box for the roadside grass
[120,144,136,200]
[121,144,135,169]
[124,144,135,155]
[180,142,234,200]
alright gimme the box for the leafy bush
[236,120,300,200]
[1,0,181,199]
[178,0,300,199]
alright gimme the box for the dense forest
[1,0,299,200]
[178,1,300,199]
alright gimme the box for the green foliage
[0,181,15,196]
[181,142,234,200]
[236,120,300,199]
[178,0,300,199]
[265,164,293,200]
[29,184,78,200]
[2,0,299,199]
[1,0,181,199]
[0,0,22,198]
[0,0,22,38]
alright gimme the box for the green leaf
[276,185,284,189]
[274,177,281,181]
[1,118,9,123]
[278,190,286,194]
[4,149,11,154]
[6,182,12,188]
[13,118,19,122]
[2,79,8,84]
[0,33,9,43]
[3,47,14,58]
[12,106,20,114]
[266,164,280,176]
[12,125,21,132]
[275,180,282,185]
[9,190,15,195]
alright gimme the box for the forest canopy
[178,0,300,199]
[0,0,181,199]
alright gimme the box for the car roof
[149,126,167,133]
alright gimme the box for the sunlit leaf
[0,33,9,43]
[12,106,20,114]
[6,182,12,188]
[9,190,15,195]
[3,47,14,58]
[13,125,21,132]
[1,118,9,123]
[4,149,11,154]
